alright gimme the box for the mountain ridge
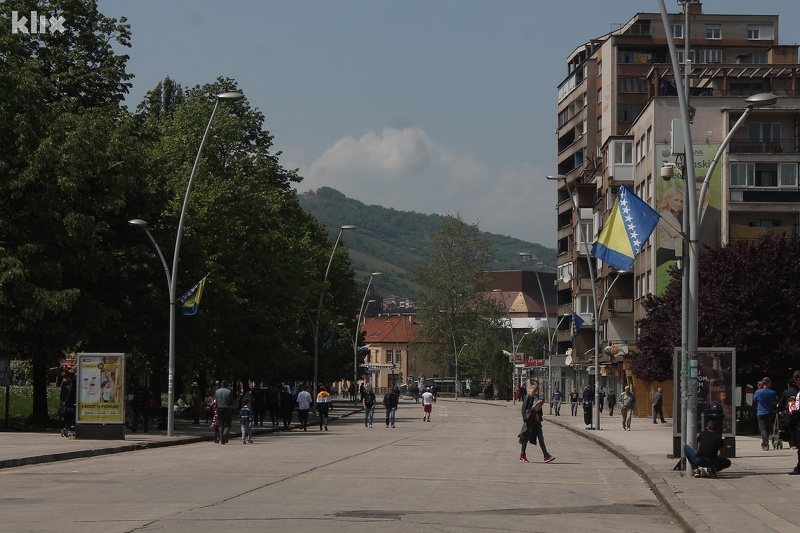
[298,186,556,299]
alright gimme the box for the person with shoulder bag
[517,379,555,464]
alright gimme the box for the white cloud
[285,126,555,246]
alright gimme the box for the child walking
[240,398,254,443]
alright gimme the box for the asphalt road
[2,400,682,532]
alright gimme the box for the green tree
[0,0,136,423]
[133,77,358,386]
[410,215,506,384]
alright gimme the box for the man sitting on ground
[683,419,731,478]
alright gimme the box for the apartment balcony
[730,139,799,154]
[730,188,800,203]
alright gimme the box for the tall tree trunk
[31,360,50,425]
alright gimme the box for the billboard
[76,353,125,424]
[654,144,722,295]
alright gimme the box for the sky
[96,0,800,246]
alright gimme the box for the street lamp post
[313,224,356,404]
[657,0,777,472]
[493,289,531,404]
[455,343,467,399]
[353,273,381,404]
[130,90,243,437]
[546,174,602,430]
[519,252,553,395]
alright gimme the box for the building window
[730,163,754,187]
[612,140,633,164]
[779,163,797,187]
[597,115,602,131]
[597,60,602,76]
[576,295,594,315]
[748,219,781,228]
[396,350,402,363]
[671,24,683,39]
[754,169,777,187]
[700,49,722,63]
[386,349,393,363]
[706,24,721,39]
[618,77,646,93]
[750,51,767,64]
[580,220,595,245]
[676,49,695,64]
[618,104,644,123]
[747,25,773,40]
[748,122,781,142]
[597,88,602,103]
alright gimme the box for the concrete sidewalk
[535,403,800,533]
[2,400,799,532]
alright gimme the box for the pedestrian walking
[754,376,777,451]
[598,387,606,413]
[422,387,435,421]
[551,387,562,416]
[518,379,555,464]
[59,374,77,437]
[296,384,312,431]
[363,385,376,428]
[607,389,617,416]
[267,383,281,427]
[240,398,254,444]
[620,385,635,431]
[214,380,234,444]
[280,384,295,429]
[316,384,332,430]
[383,387,398,428]
[210,399,219,443]
[581,386,593,429]
[569,388,579,416]
[652,387,666,423]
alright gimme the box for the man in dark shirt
[684,419,731,477]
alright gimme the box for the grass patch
[0,386,62,431]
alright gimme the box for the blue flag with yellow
[179,275,209,316]
[591,185,661,271]
[570,313,584,341]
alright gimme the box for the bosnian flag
[591,185,661,271]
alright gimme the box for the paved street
[0,399,680,533]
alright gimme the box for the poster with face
[76,353,125,424]
[655,144,722,295]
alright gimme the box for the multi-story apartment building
[552,1,800,401]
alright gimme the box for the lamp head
[341,224,356,231]
[371,271,382,277]
[745,92,778,108]
[546,174,568,182]
[216,91,244,101]
[128,218,148,228]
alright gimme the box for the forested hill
[298,187,556,299]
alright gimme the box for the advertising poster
[76,353,125,424]
[673,347,736,435]
[696,348,735,435]
[654,143,722,295]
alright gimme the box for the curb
[548,417,708,533]
[0,435,206,470]
[0,408,366,470]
